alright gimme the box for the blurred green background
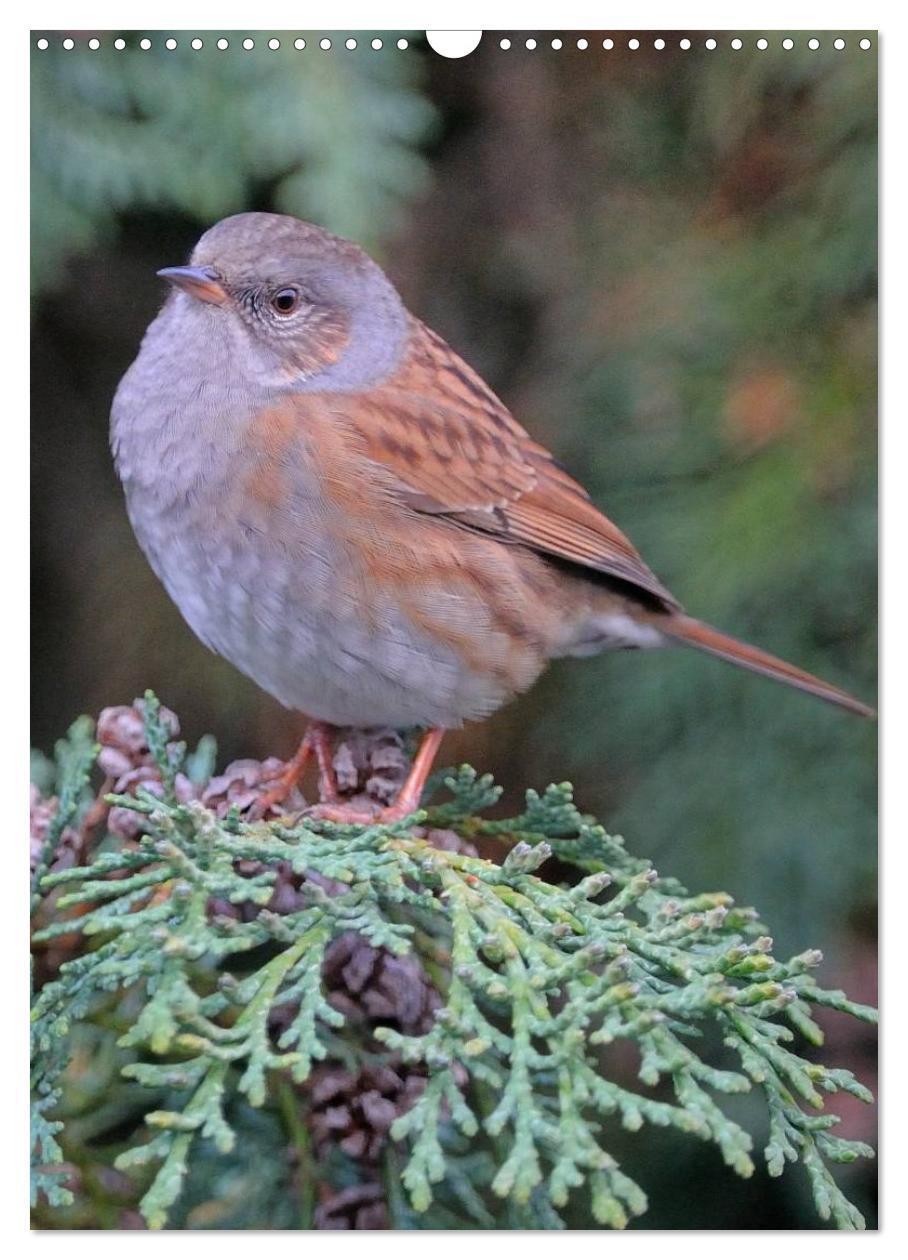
[31,31,876,1228]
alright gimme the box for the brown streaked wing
[343,322,681,611]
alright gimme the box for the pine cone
[322,931,440,1034]
[106,767,194,840]
[96,699,179,778]
[30,783,79,874]
[331,728,410,808]
[98,700,193,839]
[308,1061,427,1166]
[302,930,459,1224]
[202,757,305,819]
[314,1182,388,1230]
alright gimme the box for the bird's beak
[157,265,228,306]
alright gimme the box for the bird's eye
[271,287,301,316]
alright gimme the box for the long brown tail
[657,615,875,718]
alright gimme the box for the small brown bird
[111,212,873,823]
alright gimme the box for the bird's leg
[254,720,339,815]
[306,727,445,825]
[307,722,341,803]
[385,727,446,818]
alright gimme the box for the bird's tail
[657,615,875,718]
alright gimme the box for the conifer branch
[31,695,876,1230]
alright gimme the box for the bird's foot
[304,793,424,827]
[303,727,446,828]
[250,721,339,819]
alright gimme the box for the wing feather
[335,321,681,610]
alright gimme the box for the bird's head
[157,212,408,390]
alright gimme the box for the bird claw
[250,726,443,827]
[246,721,340,819]
[247,776,306,821]
[304,796,422,826]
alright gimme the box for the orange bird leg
[308,723,341,802]
[307,727,446,825]
[392,727,446,816]
[254,721,340,815]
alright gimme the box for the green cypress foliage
[31,695,875,1230]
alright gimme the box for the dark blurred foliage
[31,32,876,1229]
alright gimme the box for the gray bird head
[156,212,408,391]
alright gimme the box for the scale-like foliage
[31,695,876,1229]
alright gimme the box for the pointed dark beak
[157,265,228,306]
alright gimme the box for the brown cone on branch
[314,1182,388,1230]
[331,726,411,809]
[203,756,306,820]
[98,700,194,839]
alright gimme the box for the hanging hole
[397,38,409,50]
[165,38,177,51]
[680,38,691,49]
[603,38,614,50]
[191,38,203,50]
[757,38,768,50]
[269,38,281,50]
[834,38,846,50]
[654,38,665,50]
[859,37,872,49]
[36,37,49,49]
[216,38,228,50]
[705,37,717,50]
[114,37,126,50]
[808,37,820,50]
[628,38,640,50]
[425,31,482,57]
[577,38,588,50]
[371,38,382,50]
[294,38,306,50]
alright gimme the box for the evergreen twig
[31,695,876,1230]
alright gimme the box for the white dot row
[35,36,409,51]
[35,34,874,54]
[503,35,872,51]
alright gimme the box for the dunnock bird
[111,212,873,822]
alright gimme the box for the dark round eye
[271,287,301,315]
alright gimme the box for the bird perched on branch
[111,212,873,823]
